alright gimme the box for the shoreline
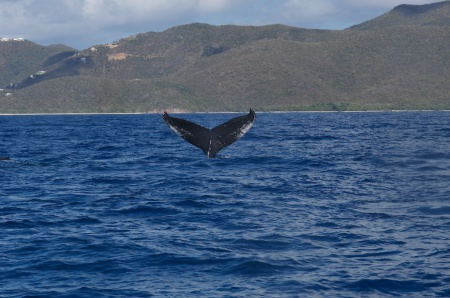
[0,110,449,116]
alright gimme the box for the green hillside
[1,1,450,113]
[351,1,450,29]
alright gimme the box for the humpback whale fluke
[163,109,256,158]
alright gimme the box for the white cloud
[282,0,336,20]
[81,0,237,24]
[196,0,237,13]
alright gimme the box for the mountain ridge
[350,0,450,29]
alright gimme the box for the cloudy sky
[0,0,439,49]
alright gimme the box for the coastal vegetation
[1,1,449,113]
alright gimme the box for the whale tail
[163,109,256,158]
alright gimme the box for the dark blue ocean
[1,111,450,297]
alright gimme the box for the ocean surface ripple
[1,112,450,297]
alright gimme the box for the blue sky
[0,0,440,49]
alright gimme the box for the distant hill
[0,40,76,87]
[350,0,450,29]
[1,1,450,113]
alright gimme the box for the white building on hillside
[1,37,25,42]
